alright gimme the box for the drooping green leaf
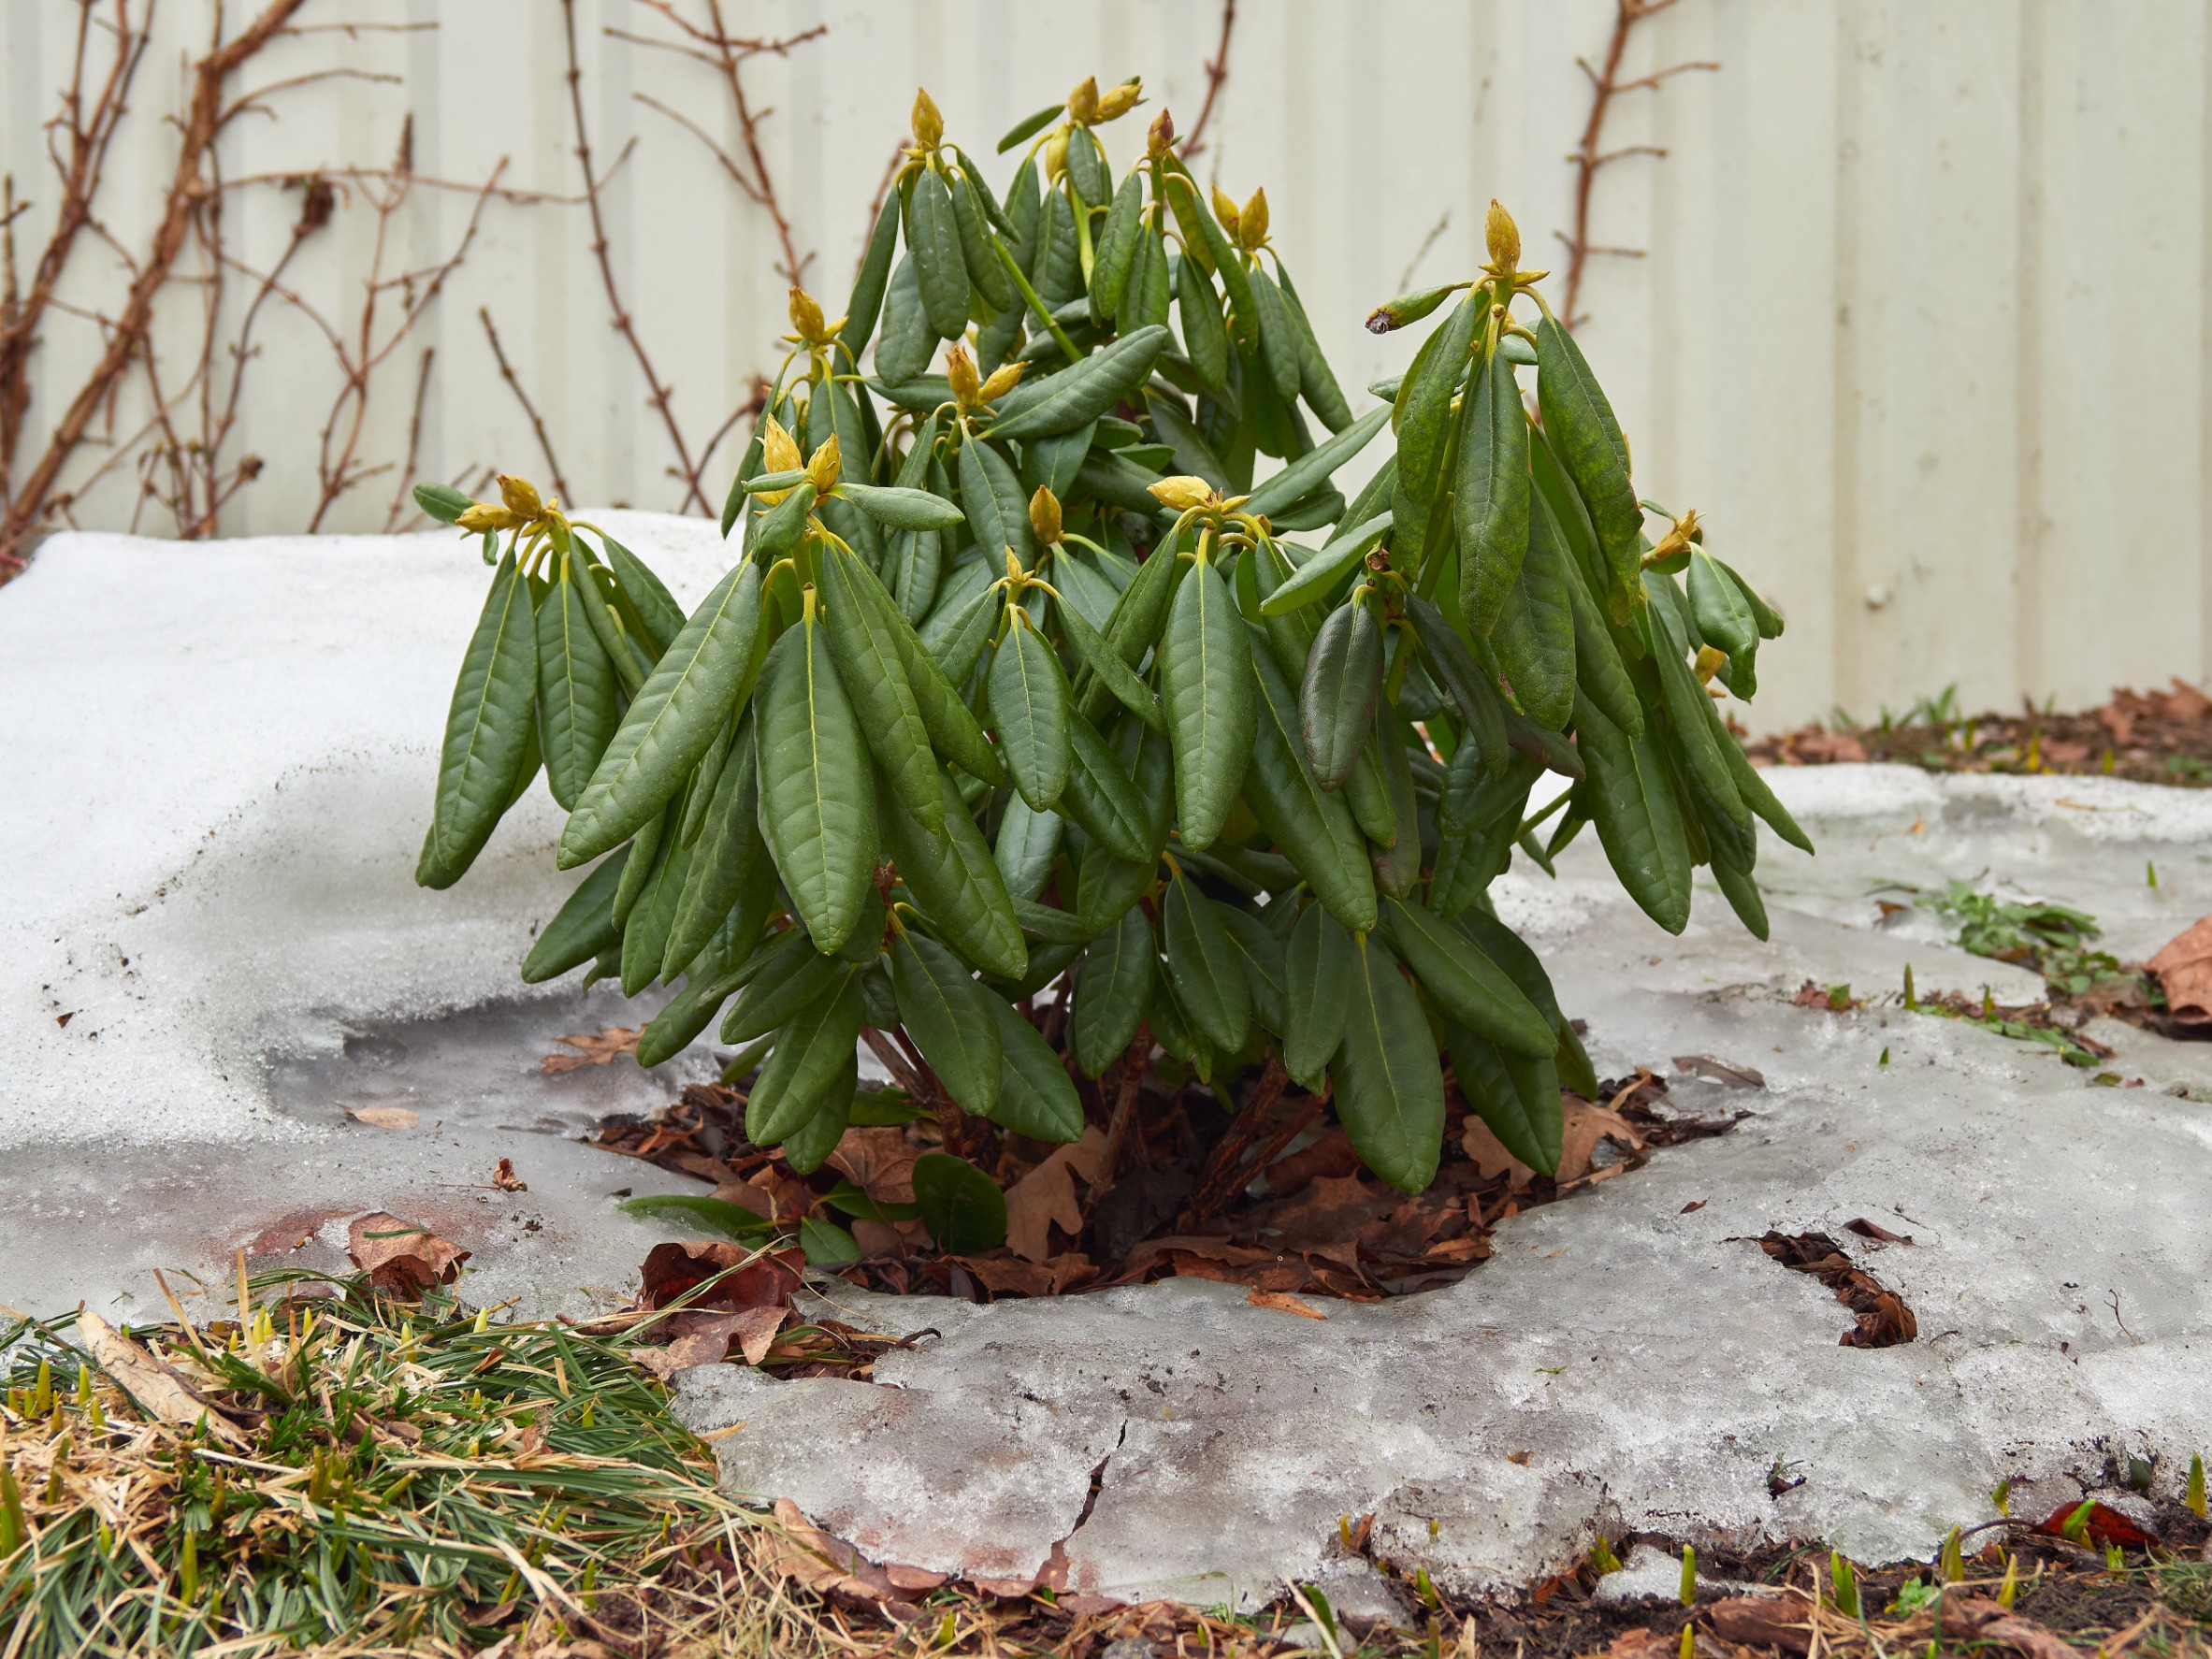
[905,163,973,339]
[1334,932,1445,1193]
[984,997,1084,1142]
[419,551,539,888]
[1381,897,1554,1057]
[988,325,1171,441]
[988,616,1073,810]
[1241,624,1377,932]
[879,767,1027,981]
[537,566,619,812]
[1299,594,1382,787]
[820,541,943,832]
[522,847,631,983]
[1071,902,1155,1076]
[1160,551,1255,850]
[1455,347,1533,636]
[1448,1027,1562,1176]
[1575,688,1692,934]
[889,928,1003,1117]
[993,790,1062,902]
[1161,867,1251,1054]
[911,1152,1007,1253]
[755,613,880,954]
[745,971,863,1147]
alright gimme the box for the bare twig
[1182,1056,1289,1222]
[1396,209,1453,292]
[1556,0,1717,330]
[858,144,906,277]
[478,308,573,505]
[1180,0,1237,166]
[383,346,436,531]
[1092,1027,1153,1205]
[560,0,710,515]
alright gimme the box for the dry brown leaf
[76,1311,252,1449]
[639,1240,803,1313]
[1558,1098,1644,1183]
[1266,1172,1392,1247]
[347,1212,469,1295]
[1670,1054,1766,1089]
[1709,1594,1814,1653]
[1246,1287,1325,1320]
[733,1305,788,1365]
[541,1027,639,1073]
[343,1105,418,1130]
[491,1158,527,1191]
[1003,1126,1108,1262]
[825,1124,921,1205]
[2147,916,2212,1025]
[1460,1117,1533,1186]
[762,1497,936,1615]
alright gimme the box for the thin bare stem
[1558,0,1718,331]
[479,308,573,505]
[1180,0,1237,165]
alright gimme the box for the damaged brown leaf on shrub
[347,1212,469,1295]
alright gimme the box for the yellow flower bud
[1485,199,1522,274]
[1146,108,1176,160]
[1147,475,1217,513]
[946,343,981,408]
[1094,79,1142,123]
[497,473,543,523]
[978,361,1025,403]
[455,502,519,535]
[1042,126,1069,181]
[1029,485,1063,546]
[788,286,828,345]
[805,433,842,495]
[761,414,802,476]
[1067,76,1100,126]
[1210,186,1241,241]
[1238,187,1269,251]
[911,88,944,151]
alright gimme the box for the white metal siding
[4,1,2206,729]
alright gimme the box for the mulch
[1743,678,2212,787]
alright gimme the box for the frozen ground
[4,521,2210,1608]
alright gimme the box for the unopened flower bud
[497,473,543,522]
[455,502,518,535]
[946,343,981,407]
[977,361,1025,403]
[1210,186,1241,241]
[1147,108,1176,160]
[1095,79,1142,122]
[1147,475,1217,513]
[1485,199,1521,273]
[1238,187,1269,250]
[805,433,842,495]
[760,414,802,476]
[1067,75,1100,126]
[788,286,827,344]
[911,88,944,151]
[1042,126,1069,181]
[1029,485,1063,545]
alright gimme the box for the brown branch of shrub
[383,345,436,531]
[478,308,574,507]
[618,3,827,291]
[559,0,712,517]
[1181,1055,1289,1223]
[1179,0,1237,166]
[1556,0,1717,331]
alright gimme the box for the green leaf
[662,715,767,976]
[1381,897,1554,1057]
[1248,264,1303,399]
[800,1216,862,1266]
[1455,348,1533,636]
[781,1050,857,1174]
[611,803,671,928]
[1491,499,1578,732]
[755,613,880,954]
[841,545,1005,787]
[1071,903,1155,1076]
[745,971,863,1146]
[615,1194,774,1242]
[560,558,761,867]
[1091,171,1146,318]
[1687,549,1757,658]
[958,436,1037,567]
[904,163,973,339]
[600,534,686,656]
[1299,595,1382,786]
[1405,594,1507,777]
[536,568,618,812]
[1076,536,1181,721]
[889,928,1003,1117]
[1392,292,1482,523]
[998,101,1064,153]
[987,325,1171,441]
[838,483,966,531]
[413,481,473,524]
[1161,867,1251,1054]
[1060,707,1153,863]
[1244,404,1390,521]
[1241,625,1377,933]
[1056,586,1163,731]
[1217,903,1287,1035]
[839,195,902,363]
[522,847,631,983]
[879,768,1028,981]
[1447,1028,1562,1176]
[1077,838,1155,937]
[1575,688,1692,934]
[723,930,844,1043]
[1551,497,1643,737]
[1335,932,1445,1193]
[911,1152,1007,1254]
[1643,572,1748,830]
[1011,896,1092,945]
[418,551,539,888]
[1722,733,1814,855]
[1534,310,1642,606]
[1160,551,1256,850]
[988,616,1073,810]
[993,791,1062,902]
[984,997,1085,1142]
[875,257,935,385]
[1274,260,1355,433]
[1175,244,1230,389]
[949,161,1015,311]
[820,541,943,833]
[1372,712,1423,899]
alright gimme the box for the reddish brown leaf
[491,1158,527,1191]
[347,1212,468,1296]
[542,1027,640,1073]
[1267,1172,1393,1247]
[1002,1126,1108,1263]
[1708,1593,1814,1654]
[1843,1217,1912,1244]
[1248,1286,1326,1320]
[2030,1501,2156,1548]
[343,1105,418,1131]
[639,1240,802,1313]
[2147,916,2212,1026]
[827,1125,923,1205]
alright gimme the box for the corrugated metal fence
[4,0,2207,729]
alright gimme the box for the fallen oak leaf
[762,1497,941,1615]
[75,1310,253,1449]
[1247,1287,1326,1320]
[491,1158,527,1191]
[347,1212,469,1296]
[342,1105,418,1130]
[1003,1126,1108,1263]
[2147,916,2212,1026]
[542,1027,640,1073]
